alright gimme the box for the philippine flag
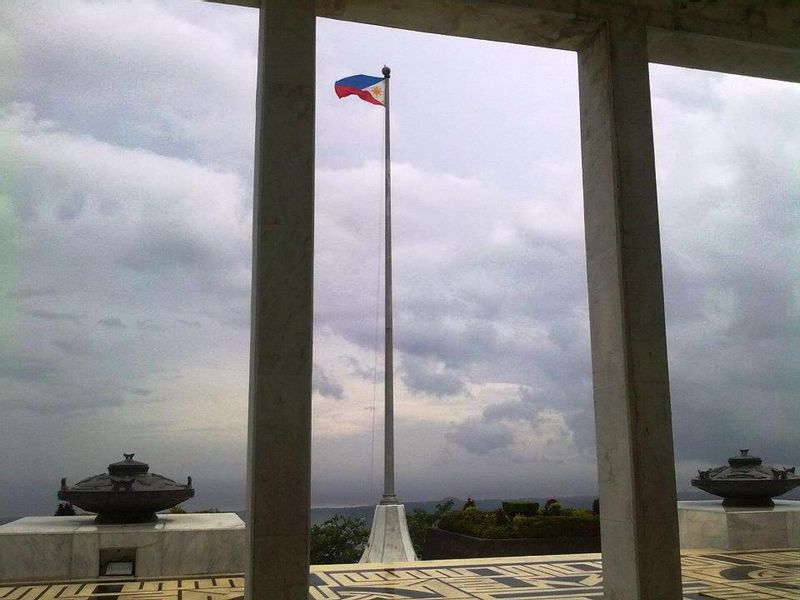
[334,74,386,106]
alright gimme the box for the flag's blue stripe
[335,74,384,89]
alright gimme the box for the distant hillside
[5,489,799,527]
[270,489,800,526]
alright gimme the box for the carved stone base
[360,503,417,563]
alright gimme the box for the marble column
[578,18,683,600]
[246,1,315,599]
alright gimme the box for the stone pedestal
[360,504,417,563]
[678,500,800,550]
[0,513,245,583]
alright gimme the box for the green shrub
[501,500,539,517]
[542,499,562,516]
[438,509,599,540]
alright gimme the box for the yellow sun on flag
[371,86,383,97]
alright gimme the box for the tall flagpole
[381,64,396,504]
[360,64,416,563]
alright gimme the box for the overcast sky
[1,1,798,515]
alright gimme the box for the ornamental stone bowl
[58,453,194,523]
[691,449,799,507]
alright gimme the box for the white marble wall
[678,500,800,550]
[0,513,245,582]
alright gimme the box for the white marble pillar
[246,1,315,599]
[578,18,683,600]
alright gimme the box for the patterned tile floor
[1,549,798,599]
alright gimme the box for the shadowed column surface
[246,1,316,598]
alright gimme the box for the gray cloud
[118,233,212,273]
[446,419,514,455]
[52,338,94,356]
[177,319,202,328]
[482,394,539,421]
[0,356,53,382]
[6,285,62,299]
[26,309,83,324]
[312,365,344,400]
[5,391,126,415]
[97,316,125,328]
[0,2,797,511]
[401,355,465,396]
[128,387,153,397]
[650,65,800,483]
[345,355,379,381]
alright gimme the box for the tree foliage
[406,498,455,558]
[310,515,370,565]
[54,502,75,516]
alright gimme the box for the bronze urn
[691,449,799,507]
[58,453,194,523]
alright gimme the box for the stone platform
[0,513,245,582]
[678,500,800,550]
[1,549,799,598]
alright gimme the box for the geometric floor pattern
[1,549,798,599]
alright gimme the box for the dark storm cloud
[650,65,800,482]
[401,355,465,396]
[313,365,344,400]
[446,418,514,455]
[390,238,590,390]
[397,319,502,372]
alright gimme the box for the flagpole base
[359,503,418,563]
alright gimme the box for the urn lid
[727,449,762,468]
[108,453,149,477]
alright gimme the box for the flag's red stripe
[334,84,384,106]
